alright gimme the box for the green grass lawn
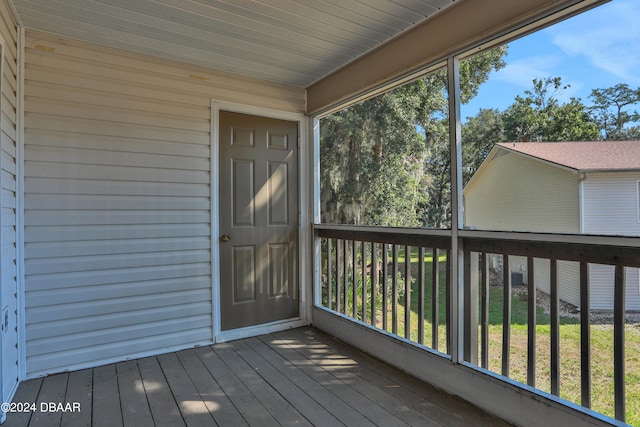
[322,245,639,425]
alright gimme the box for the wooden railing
[315,225,452,354]
[462,233,640,423]
[314,224,640,424]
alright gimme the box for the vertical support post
[527,256,536,387]
[447,56,463,364]
[614,265,626,422]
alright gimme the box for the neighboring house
[464,141,640,311]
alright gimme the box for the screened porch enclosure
[1,0,637,426]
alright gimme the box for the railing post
[432,248,440,351]
[579,262,591,408]
[342,239,348,315]
[550,259,560,396]
[362,241,367,324]
[405,245,411,340]
[464,249,478,364]
[335,239,342,313]
[392,244,399,335]
[527,256,536,387]
[502,253,511,377]
[382,243,388,331]
[352,240,357,319]
[418,247,425,345]
[481,252,489,370]
[326,238,333,310]
[614,265,626,422]
[371,242,377,327]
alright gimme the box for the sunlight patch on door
[269,243,289,298]
[233,246,256,303]
[268,162,288,225]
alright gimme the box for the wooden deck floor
[4,327,511,427]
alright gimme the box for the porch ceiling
[12,0,456,87]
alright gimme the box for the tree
[589,83,640,140]
[417,47,508,228]
[502,77,599,142]
[320,46,508,228]
[320,92,428,226]
[461,108,504,186]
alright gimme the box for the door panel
[219,111,298,331]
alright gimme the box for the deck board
[92,364,122,427]
[156,352,215,427]
[270,331,432,426]
[137,356,185,427]
[234,339,339,427]
[61,369,92,427]
[5,327,512,427]
[245,336,367,426]
[296,329,503,427]
[260,332,406,426]
[116,360,154,427]
[194,345,278,426]
[29,372,67,427]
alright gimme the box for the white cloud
[551,0,640,85]
[493,55,561,88]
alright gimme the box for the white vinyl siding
[582,172,640,236]
[464,150,580,233]
[532,259,580,307]
[582,173,640,310]
[0,0,19,406]
[23,31,305,377]
[494,256,580,307]
[588,265,640,311]
[464,149,582,307]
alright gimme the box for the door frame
[211,100,310,343]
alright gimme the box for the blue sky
[461,0,640,121]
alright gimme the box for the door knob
[220,234,232,242]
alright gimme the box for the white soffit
[12,0,456,87]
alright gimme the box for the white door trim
[211,100,309,343]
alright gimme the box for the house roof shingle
[497,141,640,171]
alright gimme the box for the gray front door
[219,111,299,331]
